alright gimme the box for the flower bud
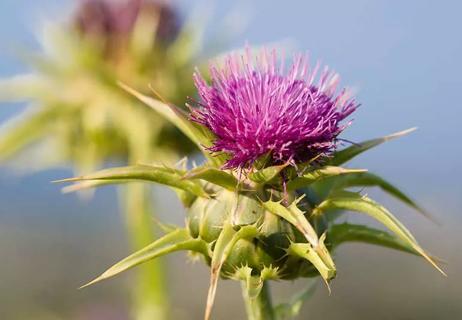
[73,0,181,56]
[188,188,321,280]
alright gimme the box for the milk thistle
[59,47,444,320]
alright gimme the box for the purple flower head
[191,48,359,169]
[74,0,180,45]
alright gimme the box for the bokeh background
[1,0,461,319]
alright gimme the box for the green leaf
[119,82,226,166]
[205,223,258,320]
[248,163,288,185]
[55,164,210,198]
[0,74,48,101]
[287,240,336,287]
[0,106,59,160]
[120,82,198,142]
[328,223,417,255]
[81,228,208,288]
[274,283,316,320]
[286,166,367,191]
[183,166,238,191]
[262,198,319,247]
[329,171,435,221]
[263,198,337,287]
[330,128,416,166]
[312,191,445,275]
[61,180,122,193]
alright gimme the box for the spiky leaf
[61,179,123,193]
[120,83,199,143]
[81,228,208,288]
[55,164,209,198]
[184,166,238,191]
[327,171,433,221]
[263,199,337,286]
[313,191,445,275]
[330,128,416,166]
[328,223,417,255]
[262,198,319,247]
[287,241,336,287]
[119,83,225,166]
[286,166,367,191]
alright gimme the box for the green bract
[59,89,444,320]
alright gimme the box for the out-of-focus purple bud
[73,0,181,49]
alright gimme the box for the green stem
[122,183,169,320]
[242,281,275,320]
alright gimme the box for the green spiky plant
[0,0,220,318]
[57,60,445,320]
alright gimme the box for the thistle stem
[122,183,169,320]
[241,281,275,320]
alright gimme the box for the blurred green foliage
[0,1,219,319]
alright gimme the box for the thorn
[294,194,307,205]
[394,127,418,137]
[323,279,332,295]
[51,177,81,183]
[78,276,101,290]
[424,254,447,277]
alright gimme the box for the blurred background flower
[0,0,461,319]
[0,0,221,319]
[0,0,202,173]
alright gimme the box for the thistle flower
[191,48,359,168]
[74,0,180,51]
[61,62,444,319]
